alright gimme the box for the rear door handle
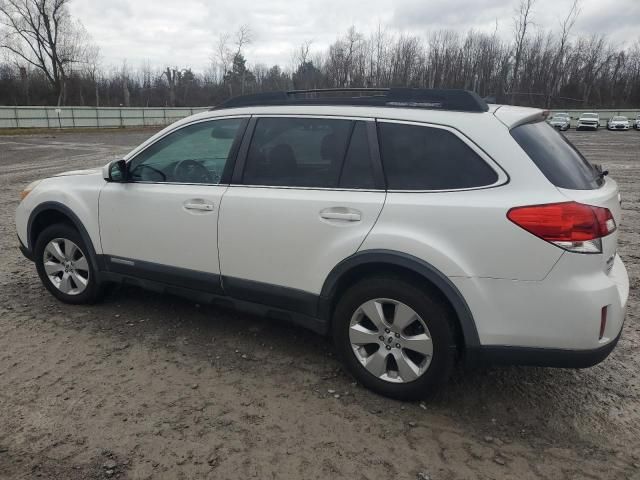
[320,208,362,222]
[184,200,214,211]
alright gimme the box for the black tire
[34,223,103,304]
[332,276,455,400]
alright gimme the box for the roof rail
[211,88,489,113]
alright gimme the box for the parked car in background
[15,88,629,400]
[607,116,630,131]
[577,113,600,130]
[549,113,571,131]
[634,114,640,130]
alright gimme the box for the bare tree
[215,32,231,80]
[291,39,312,71]
[83,43,100,106]
[164,67,178,107]
[546,0,580,106]
[233,24,252,94]
[234,24,252,58]
[0,0,92,105]
[510,0,536,104]
[121,61,130,107]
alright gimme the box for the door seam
[356,190,387,253]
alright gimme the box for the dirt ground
[0,127,638,480]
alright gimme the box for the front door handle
[320,207,362,222]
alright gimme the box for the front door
[99,117,247,292]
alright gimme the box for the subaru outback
[16,88,629,399]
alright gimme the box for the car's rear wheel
[34,224,103,304]
[332,276,455,400]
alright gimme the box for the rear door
[218,116,385,312]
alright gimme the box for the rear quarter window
[378,122,499,190]
[510,121,602,190]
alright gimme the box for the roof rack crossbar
[211,88,489,112]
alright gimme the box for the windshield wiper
[593,164,608,182]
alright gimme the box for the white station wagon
[16,89,629,399]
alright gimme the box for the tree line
[1,0,639,108]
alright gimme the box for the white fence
[0,105,638,129]
[0,106,209,129]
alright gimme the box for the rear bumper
[473,327,622,368]
[454,253,628,364]
[18,235,33,261]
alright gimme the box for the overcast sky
[70,0,639,72]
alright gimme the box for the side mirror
[103,159,127,182]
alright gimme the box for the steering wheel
[172,159,215,184]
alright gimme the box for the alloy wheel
[42,238,89,295]
[348,298,433,383]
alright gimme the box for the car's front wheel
[332,276,455,400]
[34,224,103,304]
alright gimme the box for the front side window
[378,122,498,190]
[243,117,352,188]
[129,118,245,184]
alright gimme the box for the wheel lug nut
[395,343,401,348]
[385,345,391,350]
[395,333,400,338]
[379,335,384,341]
[384,328,390,333]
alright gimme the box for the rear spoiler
[493,105,549,129]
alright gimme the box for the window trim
[232,114,386,191]
[124,116,250,186]
[375,119,509,193]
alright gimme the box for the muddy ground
[0,128,638,480]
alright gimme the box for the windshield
[552,116,567,120]
[583,113,598,118]
[511,121,603,190]
[612,116,627,121]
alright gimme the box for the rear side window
[510,121,601,190]
[378,122,498,190]
[243,117,351,188]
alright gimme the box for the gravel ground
[0,128,638,480]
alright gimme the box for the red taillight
[507,201,616,253]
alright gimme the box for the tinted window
[243,117,351,187]
[378,122,498,190]
[511,121,601,190]
[129,118,244,184]
[339,122,376,189]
